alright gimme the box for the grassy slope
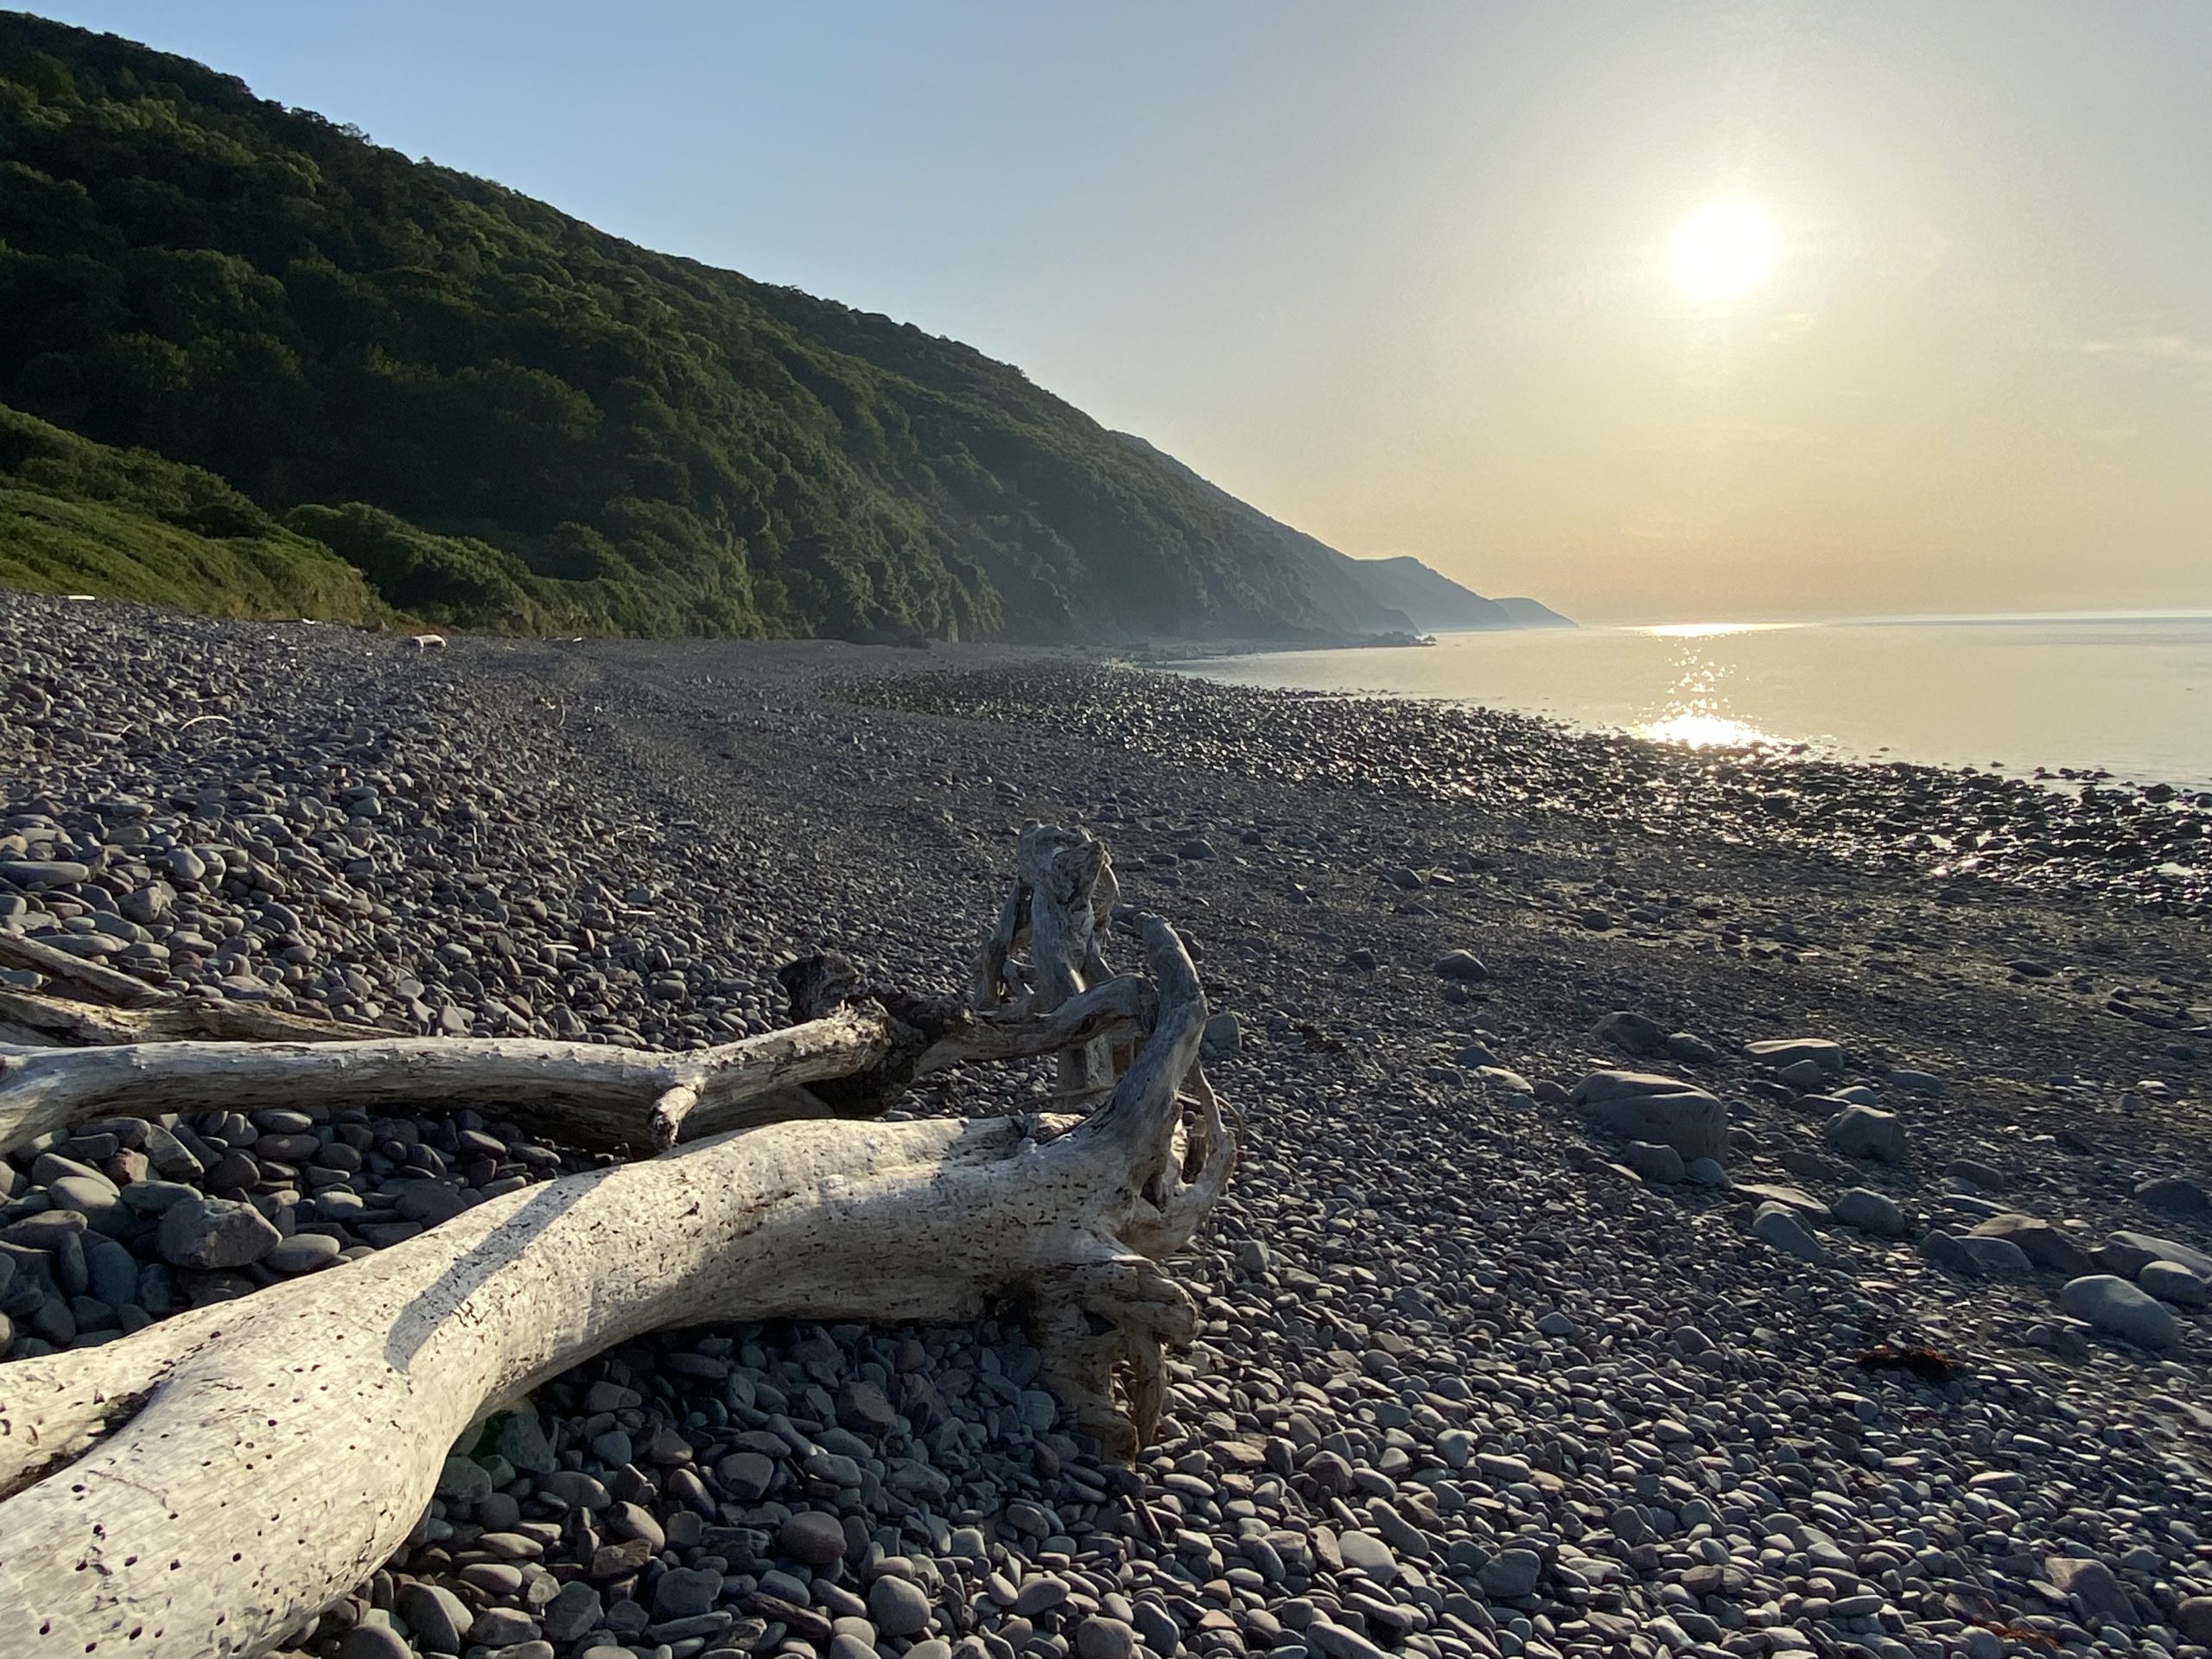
[0,400,385,621]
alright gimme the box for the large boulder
[1621,1141,1686,1185]
[1751,1204,1824,1262]
[1968,1213,2097,1278]
[0,859,90,891]
[1572,1070,1694,1104]
[1200,1011,1243,1061]
[1834,1187,1906,1236]
[2098,1230,2212,1281]
[1665,1032,1719,1065]
[2058,1274,2180,1349]
[1744,1037,1845,1076]
[1824,1104,1907,1164]
[2138,1259,2209,1308]
[2177,1597,2212,1646]
[1571,1071,1726,1161]
[2044,1557,2139,1630]
[1734,1182,1827,1217]
[395,1581,471,1654]
[1921,1230,2032,1279]
[2134,1177,2210,1219]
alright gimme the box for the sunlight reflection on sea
[1168,612,2212,789]
[1631,624,1787,749]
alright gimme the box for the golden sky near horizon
[32,1,2212,624]
[1084,6,2212,625]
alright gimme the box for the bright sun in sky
[1668,199,1778,304]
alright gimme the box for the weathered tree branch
[0,984,364,1049]
[0,908,1226,1659]
[0,973,1160,1158]
[0,929,171,1009]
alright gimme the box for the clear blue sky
[23,1,2212,620]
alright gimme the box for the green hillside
[0,398,386,621]
[0,12,1406,640]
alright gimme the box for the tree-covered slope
[0,12,1429,641]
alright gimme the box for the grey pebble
[868,1572,932,1637]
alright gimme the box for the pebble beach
[2,592,2209,1659]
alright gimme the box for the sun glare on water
[1669,200,1777,304]
[1634,622,1790,751]
[1642,711,1777,749]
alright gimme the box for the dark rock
[1824,1104,1907,1163]
[2058,1274,2179,1348]
[1665,1032,1719,1065]
[156,1195,280,1269]
[1834,1187,1906,1236]
[340,1624,415,1659]
[397,1580,471,1654]
[266,1232,342,1274]
[1478,1548,1541,1599]
[1968,1214,2096,1277]
[1745,1037,1845,1075]
[652,1567,723,1620]
[2043,1556,2138,1628]
[869,1572,932,1637]
[0,859,90,890]
[543,1581,603,1643]
[781,1509,848,1567]
[1592,1011,1667,1058]
[2134,1176,2211,1218]
[2098,1230,2212,1281]
[587,1537,653,1579]
[1572,1072,1727,1160]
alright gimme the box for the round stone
[780,1510,848,1567]
[1077,1618,1140,1659]
[2058,1274,2179,1348]
[267,1232,343,1274]
[868,1573,932,1637]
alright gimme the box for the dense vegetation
[0,13,1410,639]
[0,398,387,621]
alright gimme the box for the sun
[1669,199,1778,304]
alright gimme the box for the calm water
[1173,613,2212,791]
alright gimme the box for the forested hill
[0,13,1478,641]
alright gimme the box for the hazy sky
[26,1,2212,622]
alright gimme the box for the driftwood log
[0,975,1158,1160]
[0,983,365,1049]
[0,828,1232,1659]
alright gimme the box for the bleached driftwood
[0,984,362,1049]
[974,822,1121,1095]
[0,824,1232,1659]
[0,929,171,1010]
[0,913,1224,1659]
[0,970,1156,1157]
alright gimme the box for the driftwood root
[0,836,1232,1659]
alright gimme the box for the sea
[1170,612,2212,792]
